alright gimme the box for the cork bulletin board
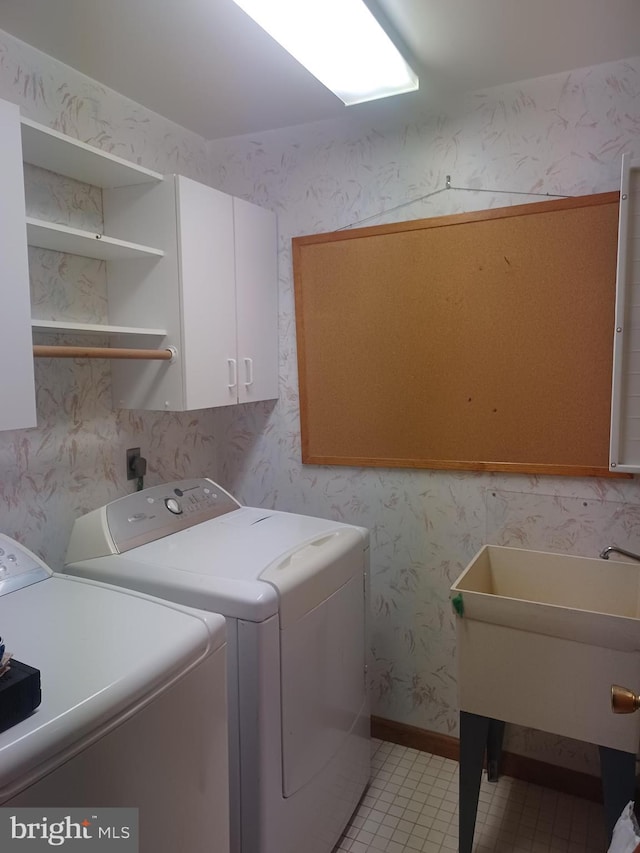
[292,192,621,477]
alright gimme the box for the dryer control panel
[66,479,242,559]
[106,479,241,553]
[0,534,51,596]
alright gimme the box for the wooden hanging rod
[33,344,175,361]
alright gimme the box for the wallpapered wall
[2,22,640,776]
[0,31,219,568]
[208,57,640,775]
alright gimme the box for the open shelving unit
[26,217,164,262]
[21,117,163,188]
[31,319,168,338]
[2,96,278,424]
[21,115,166,343]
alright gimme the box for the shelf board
[26,218,164,261]
[21,118,163,188]
[32,320,168,338]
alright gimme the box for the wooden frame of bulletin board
[292,192,622,477]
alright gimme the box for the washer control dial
[165,497,183,515]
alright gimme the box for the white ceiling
[0,0,639,140]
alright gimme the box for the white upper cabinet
[0,93,278,424]
[610,154,640,471]
[233,197,279,404]
[0,100,37,430]
[176,177,237,410]
[104,175,278,411]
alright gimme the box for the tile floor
[334,740,608,853]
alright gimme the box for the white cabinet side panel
[233,198,279,404]
[104,180,185,411]
[0,99,36,430]
[611,159,640,470]
[176,177,236,410]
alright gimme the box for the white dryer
[0,533,229,853]
[64,478,370,853]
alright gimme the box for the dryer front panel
[280,565,366,797]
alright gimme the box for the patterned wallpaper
[208,57,640,774]
[0,31,219,569]
[2,21,640,776]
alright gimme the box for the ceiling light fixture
[231,0,419,105]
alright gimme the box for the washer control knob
[165,497,183,515]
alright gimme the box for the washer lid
[131,507,361,579]
[67,508,367,621]
[0,575,225,798]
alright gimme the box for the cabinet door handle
[227,358,237,389]
[244,357,254,388]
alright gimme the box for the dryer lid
[64,479,368,623]
[127,506,363,580]
[0,576,224,798]
[67,508,367,622]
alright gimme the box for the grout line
[333,741,605,853]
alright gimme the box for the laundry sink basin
[451,545,640,752]
[452,545,640,652]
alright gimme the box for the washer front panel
[0,576,219,793]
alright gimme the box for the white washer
[0,533,229,853]
[64,478,370,853]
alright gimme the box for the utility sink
[451,545,640,752]
[452,545,640,652]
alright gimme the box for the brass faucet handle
[611,685,640,714]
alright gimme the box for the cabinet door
[177,177,236,409]
[610,154,640,471]
[233,198,278,404]
[0,99,37,430]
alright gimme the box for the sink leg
[459,711,490,853]
[599,745,636,841]
[486,719,506,782]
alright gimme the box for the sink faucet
[599,545,640,562]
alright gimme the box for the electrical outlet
[126,447,142,480]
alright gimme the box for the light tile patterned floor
[334,740,608,853]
